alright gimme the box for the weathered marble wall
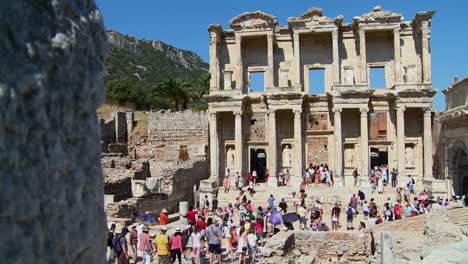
[0,0,107,262]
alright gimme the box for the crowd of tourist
[107,163,468,264]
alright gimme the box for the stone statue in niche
[280,68,289,87]
[227,147,235,169]
[405,146,415,167]
[345,148,354,167]
[223,68,233,90]
[282,145,292,167]
[344,66,355,85]
[404,65,417,84]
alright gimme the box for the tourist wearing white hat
[154,226,171,264]
[170,228,183,264]
[139,225,152,264]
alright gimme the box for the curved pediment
[358,6,402,24]
[229,11,278,31]
[288,7,342,28]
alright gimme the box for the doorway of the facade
[370,147,388,170]
[250,148,267,182]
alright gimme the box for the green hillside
[104,30,209,110]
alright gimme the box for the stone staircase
[217,183,407,231]
[448,207,468,228]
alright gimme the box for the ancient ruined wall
[0,0,107,262]
[147,110,208,161]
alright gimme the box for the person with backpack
[154,226,171,264]
[385,204,394,222]
[205,218,224,264]
[346,204,356,230]
[113,226,130,264]
[107,223,116,262]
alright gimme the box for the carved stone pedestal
[199,178,219,209]
[423,179,448,197]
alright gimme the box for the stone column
[209,112,219,179]
[267,33,275,88]
[393,28,402,84]
[360,108,369,181]
[293,32,301,87]
[294,109,303,186]
[179,201,189,225]
[359,29,367,84]
[268,110,278,187]
[423,108,433,179]
[421,21,431,83]
[209,31,219,90]
[235,34,243,90]
[334,108,343,180]
[234,111,243,175]
[396,107,406,178]
[332,29,340,84]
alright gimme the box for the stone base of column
[292,176,303,187]
[268,176,278,188]
[199,178,219,209]
[422,179,448,198]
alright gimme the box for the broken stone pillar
[179,201,189,225]
[112,111,128,143]
[381,232,395,264]
[0,0,107,262]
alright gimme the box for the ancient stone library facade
[206,7,438,188]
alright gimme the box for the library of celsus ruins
[206,6,440,189]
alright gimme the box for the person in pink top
[139,226,153,264]
[170,228,183,264]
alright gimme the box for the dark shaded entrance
[370,147,388,170]
[250,148,267,182]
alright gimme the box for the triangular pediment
[229,11,278,31]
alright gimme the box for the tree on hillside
[105,78,136,106]
[153,79,192,112]
[191,73,210,111]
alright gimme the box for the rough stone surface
[421,240,468,264]
[263,231,295,256]
[0,0,107,263]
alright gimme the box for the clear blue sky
[96,0,468,111]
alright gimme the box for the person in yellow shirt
[154,226,171,264]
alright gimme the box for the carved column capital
[293,109,302,116]
[396,106,406,113]
[358,28,366,37]
[233,110,242,117]
[209,112,217,120]
[423,108,432,117]
[360,107,369,117]
[332,29,339,39]
[333,107,342,114]
[268,109,276,117]
[393,28,400,35]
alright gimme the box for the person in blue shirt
[268,194,275,209]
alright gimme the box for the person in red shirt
[180,206,197,225]
[159,209,168,225]
[196,216,206,230]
